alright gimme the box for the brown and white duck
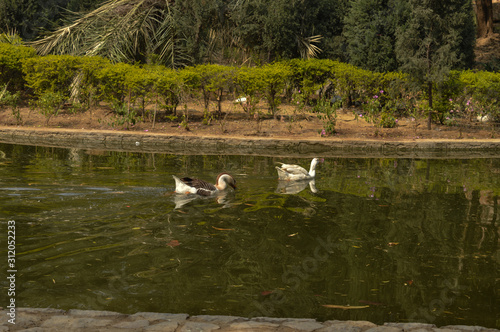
[172,172,236,196]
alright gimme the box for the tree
[231,0,347,62]
[21,0,351,67]
[0,0,103,41]
[475,0,494,37]
[171,0,230,65]
[395,0,476,130]
[343,0,410,72]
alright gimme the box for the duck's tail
[172,175,189,193]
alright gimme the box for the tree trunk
[217,88,223,116]
[427,82,433,130]
[476,0,494,38]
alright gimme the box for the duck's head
[310,158,324,168]
[309,158,324,177]
[216,173,237,190]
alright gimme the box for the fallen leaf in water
[132,227,141,230]
[322,304,369,310]
[52,279,56,284]
[212,226,234,231]
[261,291,273,296]
[388,242,399,246]
[167,240,180,247]
[288,233,298,237]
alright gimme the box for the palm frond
[29,0,188,68]
[0,29,23,45]
[297,34,323,59]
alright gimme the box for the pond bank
[2,308,499,332]
[0,126,499,158]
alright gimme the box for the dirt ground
[0,99,497,142]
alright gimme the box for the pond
[0,143,498,329]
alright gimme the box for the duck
[172,172,236,196]
[276,158,320,181]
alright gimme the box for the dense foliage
[0,0,103,41]
[343,0,410,73]
[0,43,36,89]
[1,0,482,75]
[395,0,477,129]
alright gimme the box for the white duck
[173,172,236,196]
[276,158,320,181]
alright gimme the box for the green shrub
[287,58,337,105]
[379,110,397,128]
[150,66,183,116]
[23,55,81,98]
[37,91,65,125]
[0,43,37,90]
[180,64,236,118]
[235,66,264,117]
[96,62,135,107]
[458,70,500,120]
[0,84,21,124]
[124,65,154,115]
[74,56,110,109]
[258,62,293,118]
[316,96,339,135]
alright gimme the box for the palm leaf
[30,0,188,68]
[297,34,323,59]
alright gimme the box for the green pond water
[0,143,498,328]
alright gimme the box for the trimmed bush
[95,62,135,107]
[0,43,37,90]
[23,55,81,98]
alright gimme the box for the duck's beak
[231,182,237,190]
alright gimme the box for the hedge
[1,42,499,124]
[0,43,37,90]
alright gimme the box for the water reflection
[0,143,498,329]
[276,179,318,194]
[171,191,235,209]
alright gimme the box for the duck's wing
[276,166,290,180]
[278,164,309,176]
[181,177,217,196]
